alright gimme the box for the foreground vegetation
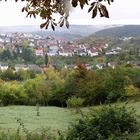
[60,104,138,140]
[1,61,140,139]
[0,101,140,139]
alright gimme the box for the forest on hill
[92,25,140,38]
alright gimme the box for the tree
[66,97,84,113]
[45,53,49,66]
[1,68,15,81]
[13,0,114,30]
[44,66,66,106]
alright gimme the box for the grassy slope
[0,106,77,133]
[0,100,140,135]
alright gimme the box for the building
[87,48,99,57]
[0,63,8,71]
[15,64,29,72]
[35,48,44,56]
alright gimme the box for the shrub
[66,97,84,113]
[125,85,140,97]
[0,118,56,140]
[60,104,138,140]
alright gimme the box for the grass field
[0,106,77,133]
[0,100,140,137]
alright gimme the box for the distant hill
[91,25,140,38]
[76,25,140,44]
[0,25,106,40]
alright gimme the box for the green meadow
[0,100,139,132]
[0,106,76,133]
[0,99,140,139]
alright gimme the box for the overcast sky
[0,0,140,26]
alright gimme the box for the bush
[66,97,84,113]
[125,85,140,97]
[0,119,56,140]
[60,104,138,140]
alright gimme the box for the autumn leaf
[72,0,78,7]
[92,5,98,18]
[66,20,69,28]
[100,4,109,18]
[40,22,47,29]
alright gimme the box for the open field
[0,106,77,133]
[0,99,140,138]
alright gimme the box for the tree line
[0,65,140,106]
[0,47,44,65]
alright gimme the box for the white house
[88,48,99,57]
[15,64,29,72]
[106,51,119,56]
[59,50,73,56]
[47,45,58,56]
[0,63,8,71]
[96,63,106,69]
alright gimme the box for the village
[0,32,131,71]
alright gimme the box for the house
[96,63,106,69]
[0,38,4,43]
[29,42,35,47]
[73,48,87,56]
[108,62,117,69]
[87,48,99,57]
[59,50,73,56]
[35,48,44,56]
[15,64,29,72]
[28,65,42,72]
[0,63,8,71]
[121,37,134,41]
[84,64,93,70]
[47,45,58,56]
[104,43,109,49]
[59,45,73,56]
[79,51,87,56]
[112,47,122,52]
[0,42,5,49]
[47,50,58,56]
[105,51,119,56]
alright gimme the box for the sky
[0,0,140,26]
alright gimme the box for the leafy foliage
[11,0,114,30]
[125,85,140,97]
[60,104,138,140]
[0,66,140,106]
[66,97,84,113]
[88,1,110,18]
